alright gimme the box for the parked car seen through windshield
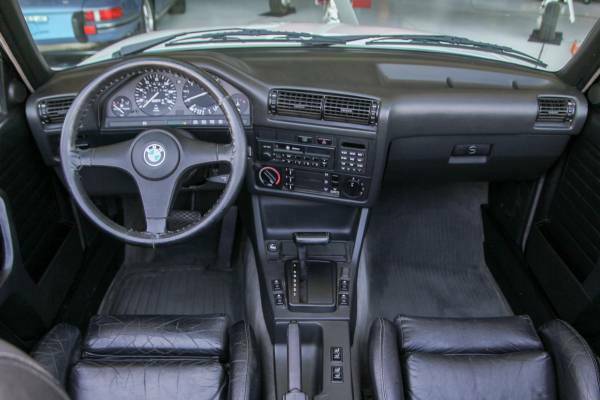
[17,0,600,71]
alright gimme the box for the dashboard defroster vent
[38,96,75,126]
[537,97,576,124]
[269,89,379,126]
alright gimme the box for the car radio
[253,130,373,201]
[257,140,334,170]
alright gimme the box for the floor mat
[99,264,239,318]
[365,182,512,319]
[99,224,242,321]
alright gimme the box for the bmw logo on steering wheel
[143,143,166,167]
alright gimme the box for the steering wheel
[60,58,247,246]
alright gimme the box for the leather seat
[369,315,600,400]
[0,314,260,400]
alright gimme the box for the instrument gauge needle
[184,92,208,103]
[142,92,159,109]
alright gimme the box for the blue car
[19,0,185,65]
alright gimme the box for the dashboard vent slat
[323,95,374,125]
[273,90,322,119]
[269,89,379,126]
[38,96,75,126]
[537,97,576,124]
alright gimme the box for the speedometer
[134,73,177,116]
[182,80,221,116]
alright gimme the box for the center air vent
[38,96,75,126]
[536,96,576,124]
[269,89,379,126]
[270,90,322,119]
[323,95,376,125]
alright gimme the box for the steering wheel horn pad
[132,129,180,180]
[60,58,247,246]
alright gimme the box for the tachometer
[134,73,177,116]
[182,80,221,116]
[110,96,132,117]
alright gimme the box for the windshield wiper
[114,30,545,69]
[112,29,221,58]
[112,28,348,59]
[164,28,350,48]
[360,34,546,68]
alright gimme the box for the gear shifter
[293,232,329,286]
[286,232,336,312]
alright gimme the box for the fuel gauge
[110,96,132,117]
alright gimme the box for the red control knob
[258,166,281,187]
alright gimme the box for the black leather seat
[369,315,600,400]
[8,314,260,400]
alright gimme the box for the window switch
[338,293,349,306]
[274,293,285,306]
[331,346,343,362]
[272,279,283,291]
[331,366,344,382]
[339,279,349,292]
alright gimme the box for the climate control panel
[256,166,368,200]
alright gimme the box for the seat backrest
[70,315,230,400]
[0,338,69,400]
[396,316,556,400]
[369,315,600,400]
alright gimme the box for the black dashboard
[25,48,589,207]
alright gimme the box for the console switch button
[339,293,349,306]
[339,280,349,292]
[274,293,285,306]
[331,346,343,362]
[331,366,344,382]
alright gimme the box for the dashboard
[26,48,589,207]
[103,71,251,129]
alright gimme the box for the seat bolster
[83,315,229,358]
[31,323,81,386]
[0,340,69,400]
[228,321,260,400]
[539,319,600,400]
[396,315,543,354]
[368,318,404,400]
[403,351,556,400]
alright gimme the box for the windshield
[17,0,600,71]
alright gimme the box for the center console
[251,127,376,204]
[248,124,377,399]
[247,192,369,399]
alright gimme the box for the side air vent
[38,96,75,126]
[537,97,576,124]
[269,89,379,126]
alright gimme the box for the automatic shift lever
[293,232,330,284]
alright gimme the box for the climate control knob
[258,166,281,188]
[342,177,365,198]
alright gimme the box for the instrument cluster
[103,71,251,129]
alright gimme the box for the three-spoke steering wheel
[60,59,247,246]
